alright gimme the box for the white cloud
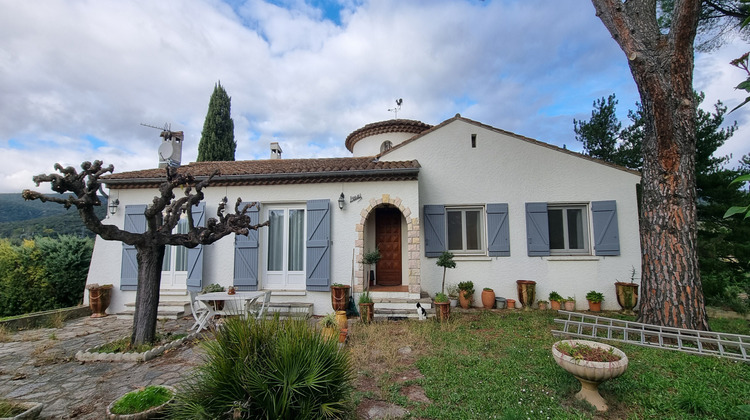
[0,0,747,194]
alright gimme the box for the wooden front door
[375,207,402,286]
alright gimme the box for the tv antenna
[140,122,173,139]
[388,98,403,119]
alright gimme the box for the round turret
[345,119,432,157]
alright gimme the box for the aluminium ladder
[552,310,750,363]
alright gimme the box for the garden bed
[76,331,199,362]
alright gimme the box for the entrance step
[374,307,435,320]
[264,302,314,319]
[372,297,433,311]
[117,300,190,320]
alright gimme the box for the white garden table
[192,291,271,332]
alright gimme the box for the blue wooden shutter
[186,202,206,292]
[487,203,510,257]
[424,205,446,257]
[120,204,147,290]
[592,200,620,256]
[234,201,260,291]
[306,199,331,291]
[525,202,550,256]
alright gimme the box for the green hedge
[0,236,93,317]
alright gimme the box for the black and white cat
[416,303,427,320]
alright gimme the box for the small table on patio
[193,291,271,332]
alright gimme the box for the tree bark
[131,242,166,347]
[591,0,709,330]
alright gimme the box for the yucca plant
[169,316,354,419]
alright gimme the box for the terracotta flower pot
[506,298,516,309]
[550,300,561,311]
[481,289,496,309]
[339,328,348,343]
[516,280,536,310]
[359,302,374,323]
[434,301,450,322]
[88,285,113,318]
[588,301,602,312]
[458,290,473,309]
[538,301,549,310]
[330,285,350,311]
[615,282,639,314]
[336,310,348,330]
[564,300,576,311]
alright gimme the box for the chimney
[270,142,282,159]
[157,131,183,168]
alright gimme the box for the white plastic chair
[246,290,271,320]
[189,291,209,330]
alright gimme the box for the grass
[348,310,750,419]
[110,385,173,415]
[95,332,187,354]
[0,398,26,417]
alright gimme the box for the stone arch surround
[354,194,421,293]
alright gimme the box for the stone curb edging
[75,331,200,363]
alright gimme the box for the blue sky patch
[83,134,106,149]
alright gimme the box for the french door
[161,218,188,289]
[264,206,306,290]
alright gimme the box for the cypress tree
[197,81,236,161]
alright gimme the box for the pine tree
[197,82,236,162]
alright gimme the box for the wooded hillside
[0,193,107,240]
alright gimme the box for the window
[380,140,393,153]
[161,217,189,288]
[265,206,306,290]
[547,205,589,254]
[446,207,484,253]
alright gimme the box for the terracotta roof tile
[103,157,420,189]
[345,119,432,152]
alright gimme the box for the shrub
[170,316,354,419]
[36,236,93,308]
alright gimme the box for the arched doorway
[375,206,402,286]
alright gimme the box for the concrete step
[374,307,435,320]
[372,297,433,310]
[264,302,314,319]
[118,300,190,320]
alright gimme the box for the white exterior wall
[87,179,419,315]
[382,119,642,310]
[351,132,418,157]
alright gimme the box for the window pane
[465,210,481,250]
[567,209,584,249]
[447,211,463,250]
[175,219,188,271]
[548,209,565,249]
[268,210,284,271]
[288,209,304,271]
[162,245,171,271]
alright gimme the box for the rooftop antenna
[140,122,183,168]
[140,122,172,138]
[388,98,403,119]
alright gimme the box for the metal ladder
[552,310,750,363]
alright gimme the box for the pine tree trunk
[131,243,166,347]
[592,0,709,330]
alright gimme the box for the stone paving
[0,315,202,419]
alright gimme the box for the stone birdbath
[552,339,629,411]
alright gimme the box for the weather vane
[388,98,403,118]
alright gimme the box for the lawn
[348,310,750,419]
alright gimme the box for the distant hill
[0,193,107,240]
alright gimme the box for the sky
[1,0,748,194]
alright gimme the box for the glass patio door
[161,218,188,289]
[264,206,306,290]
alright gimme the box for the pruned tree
[22,160,266,346]
[591,0,710,330]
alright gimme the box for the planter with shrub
[106,385,175,419]
[586,291,604,312]
[549,291,563,311]
[358,292,374,324]
[433,292,450,322]
[457,281,475,309]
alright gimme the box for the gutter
[103,167,420,186]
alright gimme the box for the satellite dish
[158,142,174,160]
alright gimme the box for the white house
[86,115,641,317]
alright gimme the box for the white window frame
[161,217,189,289]
[445,206,486,255]
[547,203,591,255]
[262,204,307,291]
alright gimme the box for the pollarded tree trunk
[131,243,166,347]
[592,0,709,330]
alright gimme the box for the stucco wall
[351,132,418,157]
[381,118,642,310]
[87,179,419,315]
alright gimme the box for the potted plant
[330,283,350,311]
[106,385,176,419]
[86,283,114,318]
[319,313,337,340]
[615,267,639,314]
[549,291,563,311]
[202,283,226,310]
[447,283,459,308]
[586,291,604,312]
[358,291,374,324]
[563,296,576,311]
[433,292,450,322]
[516,280,536,310]
[481,287,495,309]
[457,281,474,309]
[362,248,382,289]
[0,398,43,419]
[436,251,456,295]
[538,300,549,310]
[552,340,628,411]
